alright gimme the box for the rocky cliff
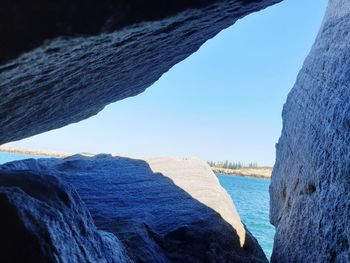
[0,0,280,144]
[269,0,350,262]
[0,155,268,262]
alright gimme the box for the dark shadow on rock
[0,155,267,262]
[0,170,132,263]
[0,0,281,145]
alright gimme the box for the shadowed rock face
[0,155,268,262]
[270,0,350,262]
[0,0,280,144]
[0,171,132,263]
[0,0,213,63]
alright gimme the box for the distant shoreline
[0,146,272,179]
[212,166,272,179]
[0,146,71,158]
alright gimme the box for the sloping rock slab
[1,155,267,262]
[270,0,350,262]
[0,170,132,263]
[0,0,280,144]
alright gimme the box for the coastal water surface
[0,152,47,163]
[217,174,274,259]
[0,152,274,260]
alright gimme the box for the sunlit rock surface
[0,0,280,144]
[0,171,131,263]
[0,155,268,262]
[270,0,350,262]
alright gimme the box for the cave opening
[0,0,332,262]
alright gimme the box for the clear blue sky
[8,0,328,166]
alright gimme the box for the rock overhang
[0,0,281,144]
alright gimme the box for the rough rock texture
[0,155,268,262]
[270,0,350,262]
[0,0,280,144]
[0,170,132,263]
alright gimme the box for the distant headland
[211,166,272,179]
[208,161,272,179]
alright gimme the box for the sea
[217,174,274,260]
[0,152,274,260]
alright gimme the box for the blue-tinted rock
[0,170,132,263]
[270,0,350,262]
[1,155,268,262]
[0,0,280,144]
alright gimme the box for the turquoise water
[217,174,274,260]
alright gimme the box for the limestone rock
[0,170,132,263]
[270,0,350,262]
[1,155,268,262]
[0,0,280,144]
